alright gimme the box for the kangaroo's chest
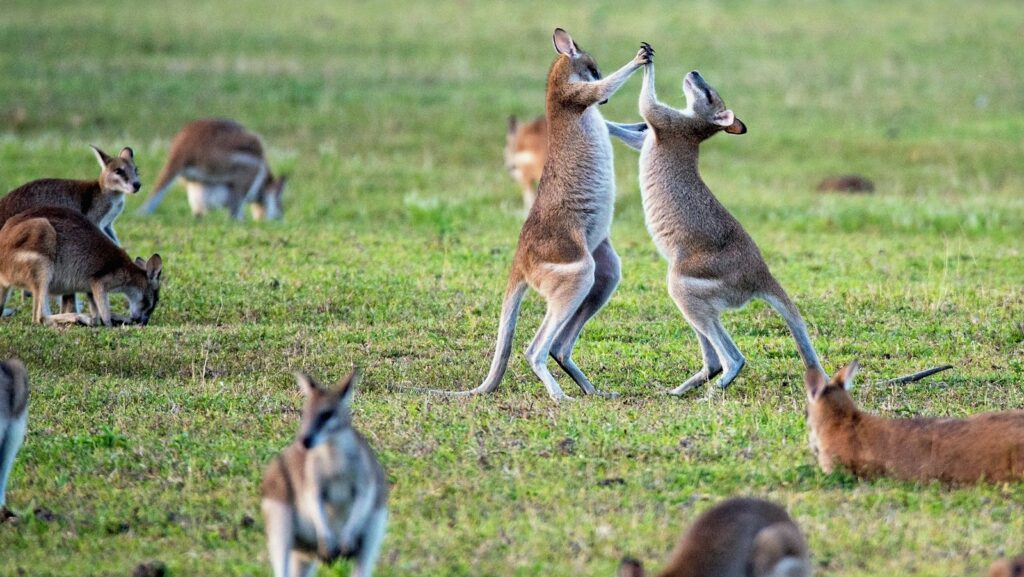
[90,194,124,230]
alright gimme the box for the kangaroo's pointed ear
[336,368,361,413]
[805,368,828,401]
[714,109,747,135]
[146,254,163,284]
[91,145,112,168]
[552,28,578,57]
[618,557,645,577]
[724,116,747,135]
[119,147,134,160]
[295,372,322,396]
[135,256,146,268]
[832,360,860,391]
[507,115,518,134]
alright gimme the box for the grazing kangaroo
[619,498,811,577]
[262,370,388,577]
[0,207,163,326]
[505,115,547,210]
[139,118,287,220]
[989,557,1024,577]
[0,359,28,518]
[806,361,1024,484]
[443,29,652,401]
[632,62,823,394]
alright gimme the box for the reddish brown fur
[989,557,1024,577]
[806,362,1024,484]
[815,175,874,193]
[504,115,547,209]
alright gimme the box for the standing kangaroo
[630,62,823,394]
[139,118,287,220]
[0,207,163,326]
[445,29,652,401]
[262,370,388,577]
[0,359,28,519]
[806,361,1024,484]
[618,498,811,577]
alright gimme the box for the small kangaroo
[630,62,823,394]
[0,207,163,326]
[989,557,1024,577]
[444,29,652,401]
[261,370,388,577]
[139,118,286,221]
[806,361,1024,484]
[619,497,811,577]
[0,359,29,518]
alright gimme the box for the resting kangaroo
[989,557,1024,577]
[618,498,811,577]
[139,118,287,220]
[0,359,29,518]
[806,361,1024,483]
[444,29,652,401]
[262,370,388,577]
[0,207,162,326]
[629,62,823,394]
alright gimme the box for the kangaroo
[439,29,652,402]
[806,361,1024,484]
[989,557,1024,577]
[138,118,287,221]
[619,498,811,577]
[0,359,28,519]
[262,370,388,577]
[0,207,162,326]
[627,61,825,394]
[504,115,650,211]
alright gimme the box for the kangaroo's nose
[133,182,141,192]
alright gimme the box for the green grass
[1,1,1023,575]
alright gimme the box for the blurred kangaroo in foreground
[0,208,162,326]
[440,29,652,401]
[629,61,825,394]
[139,118,287,220]
[505,115,648,211]
[262,370,388,577]
[806,361,1024,483]
[619,498,811,577]
[0,359,29,518]
[989,557,1024,577]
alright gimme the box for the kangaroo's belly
[186,182,231,212]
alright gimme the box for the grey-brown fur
[0,358,29,511]
[139,118,287,220]
[620,498,811,577]
[636,62,823,394]
[261,370,388,577]
[0,207,162,326]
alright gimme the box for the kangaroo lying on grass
[0,207,162,326]
[806,361,1024,484]
[618,497,811,577]
[262,370,388,577]
[0,359,28,520]
[989,557,1024,577]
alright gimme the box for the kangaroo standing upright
[0,359,29,518]
[632,62,823,394]
[139,118,287,220]
[446,29,652,401]
[619,498,811,577]
[262,370,388,577]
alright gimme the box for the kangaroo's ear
[805,368,828,401]
[833,360,860,391]
[724,116,747,135]
[295,372,322,396]
[714,109,747,135]
[119,147,134,160]
[336,368,362,413]
[618,557,645,577]
[146,254,163,283]
[507,115,518,134]
[552,28,578,57]
[135,256,146,268]
[91,145,112,168]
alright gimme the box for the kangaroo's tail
[398,272,528,397]
[761,280,823,377]
[751,522,811,577]
[137,158,180,215]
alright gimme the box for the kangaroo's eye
[588,66,599,78]
[115,169,126,177]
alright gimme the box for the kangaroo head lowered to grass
[805,361,1024,484]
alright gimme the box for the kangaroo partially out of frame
[0,359,29,519]
[626,61,823,394]
[444,29,652,401]
[618,497,811,577]
[139,118,287,220]
[989,557,1024,577]
[0,207,162,326]
[806,361,1024,484]
[261,370,388,577]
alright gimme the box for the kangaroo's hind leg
[668,329,723,396]
[668,276,745,393]
[351,508,388,577]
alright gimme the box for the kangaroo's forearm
[639,63,676,127]
[567,59,640,107]
[605,121,647,151]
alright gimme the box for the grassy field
[1,1,1023,575]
